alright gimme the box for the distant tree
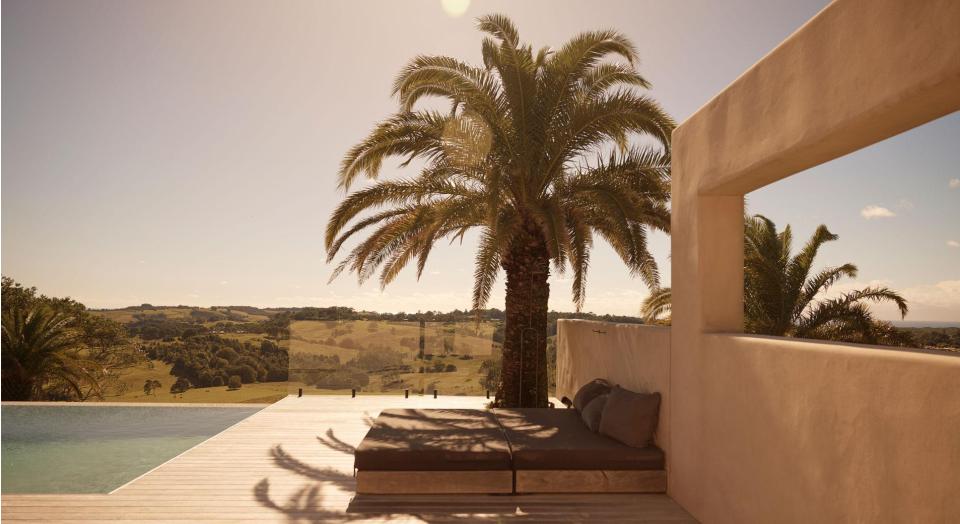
[143,379,162,396]
[170,377,191,394]
[215,347,239,363]
[211,375,225,387]
[234,365,257,384]
[227,375,242,390]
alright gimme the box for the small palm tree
[1,304,100,400]
[326,15,673,407]
[744,215,908,343]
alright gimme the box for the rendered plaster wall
[697,335,960,522]
[556,320,671,453]
[669,0,960,521]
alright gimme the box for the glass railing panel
[287,317,502,397]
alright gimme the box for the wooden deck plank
[2,395,696,522]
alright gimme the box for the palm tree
[744,215,908,343]
[641,287,671,324]
[1,304,100,400]
[325,15,673,407]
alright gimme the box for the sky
[2,0,958,321]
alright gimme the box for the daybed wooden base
[515,469,667,494]
[356,470,514,495]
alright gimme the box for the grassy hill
[89,305,505,403]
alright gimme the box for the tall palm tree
[325,15,673,407]
[744,215,908,343]
[1,304,100,400]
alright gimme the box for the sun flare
[441,0,470,18]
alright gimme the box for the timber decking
[2,395,696,522]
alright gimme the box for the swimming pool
[1,404,264,494]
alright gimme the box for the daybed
[354,408,513,494]
[494,408,665,493]
[354,381,664,495]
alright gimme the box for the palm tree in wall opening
[744,215,908,345]
[325,15,673,407]
[641,215,910,345]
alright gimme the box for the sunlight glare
[441,0,470,18]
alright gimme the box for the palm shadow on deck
[254,424,696,523]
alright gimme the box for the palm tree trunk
[1,373,35,400]
[496,218,550,408]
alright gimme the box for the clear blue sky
[3,0,957,320]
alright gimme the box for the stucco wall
[698,336,960,522]
[556,320,671,452]
[669,0,960,521]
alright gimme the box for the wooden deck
[2,395,696,523]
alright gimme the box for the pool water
[1,405,263,494]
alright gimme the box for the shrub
[170,377,191,394]
[444,364,457,372]
[231,365,257,383]
[227,375,242,390]
[211,376,225,387]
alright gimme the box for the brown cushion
[494,408,664,470]
[598,387,661,448]
[580,393,608,432]
[572,378,612,412]
[355,409,512,471]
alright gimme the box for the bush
[170,377,191,394]
[227,375,242,390]
[444,364,457,372]
[232,365,257,384]
[212,376,225,387]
